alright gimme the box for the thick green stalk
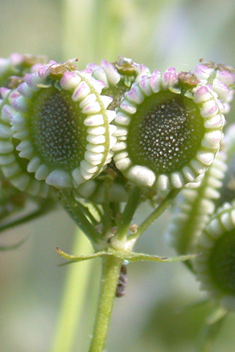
[49,230,94,352]
[88,255,123,352]
[62,190,100,243]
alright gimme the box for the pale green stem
[49,229,94,352]
[61,0,96,66]
[88,255,123,352]
[128,189,181,242]
[62,190,100,243]
[115,186,141,241]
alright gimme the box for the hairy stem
[88,255,122,352]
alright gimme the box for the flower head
[112,68,225,190]
[0,60,116,190]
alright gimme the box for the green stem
[128,189,181,242]
[61,190,100,243]
[115,186,142,241]
[0,199,55,234]
[102,177,112,230]
[49,229,94,352]
[88,255,122,352]
[61,0,96,66]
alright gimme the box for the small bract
[112,67,225,191]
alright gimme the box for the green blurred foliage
[1,0,235,351]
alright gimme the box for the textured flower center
[28,87,87,170]
[209,230,235,294]
[127,92,205,174]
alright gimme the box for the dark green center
[209,229,235,295]
[127,91,205,174]
[28,87,87,170]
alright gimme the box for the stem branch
[129,189,181,242]
[115,186,141,241]
[62,190,100,243]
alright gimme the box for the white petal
[72,168,85,186]
[157,174,170,191]
[120,100,137,114]
[115,113,130,126]
[86,144,105,153]
[80,160,98,173]
[84,114,104,126]
[0,140,14,153]
[171,172,185,188]
[115,158,131,170]
[82,102,101,114]
[35,164,49,180]
[87,126,106,135]
[72,81,90,101]
[10,173,30,191]
[27,156,41,173]
[100,95,113,108]
[86,134,106,144]
[127,165,156,187]
[197,151,215,166]
[2,162,21,178]
[79,94,97,109]
[46,170,72,188]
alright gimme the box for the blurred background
[1,0,235,351]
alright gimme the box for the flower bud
[0,53,47,89]
[0,60,116,190]
[166,149,227,255]
[112,68,225,190]
[193,60,235,114]
[193,202,235,310]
